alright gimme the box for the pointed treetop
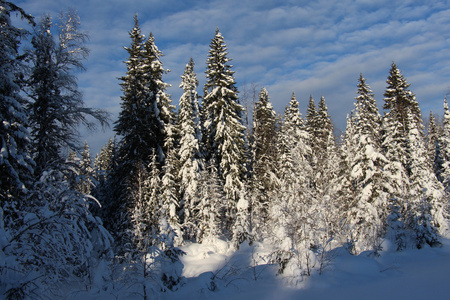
[133,13,139,27]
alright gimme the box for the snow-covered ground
[163,238,450,300]
[69,237,450,299]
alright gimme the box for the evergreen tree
[383,62,422,145]
[277,92,311,200]
[232,185,251,249]
[196,162,226,242]
[426,111,442,180]
[111,16,174,250]
[305,95,318,166]
[65,149,81,189]
[0,1,35,208]
[143,33,176,156]
[130,159,156,253]
[440,98,450,190]
[344,75,387,254]
[309,96,337,197]
[92,137,117,220]
[160,140,182,246]
[93,137,116,184]
[382,110,409,250]
[383,63,446,247]
[306,95,337,188]
[202,28,246,234]
[77,141,93,195]
[178,58,203,241]
[316,96,334,159]
[250,87,278,235]
[114,16,168,170]
[405,109,442,247]
[28,11,108,175]
[338,113,358,229]
[308,96,341,255]
[268,94,317,277]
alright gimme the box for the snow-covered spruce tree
[27,11,108,176]
[338,113,358,236]
[405,109,444,247]
[305,95,318,169]
[93,137,117,184]
[127,143,183,292]
[75,141,93,195]
[306,95,339,191]
[383,62,446,247]
[157,90,184,288]
[114,16,173,172]
[0,3,36,296]
[250,87,278,238]
[439,98,450,190]
[232,185,251,249]
[307,96,339,211]
[382,109,409,250]
[91,137,117,219]
[160,129,182,247]
[344,75,388,255]
[384,62,422,133]
[315,96,335,168]
[131,154,160,253]
[196,162,226,242]
[268,93,316,279]
[202,28,246,237]
[426,111,442,179]
[125,155,163,296]
[129,151,184,293]
[65,149,81,190]
[0,0,35,208]
[177,58,203,242]
[277,93,311,187]
[308,96,341,259]
[111,16,174,251]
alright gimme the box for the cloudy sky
[15,0,450,154]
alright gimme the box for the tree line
[1,3,449,297]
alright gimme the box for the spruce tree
[93,137,116,183]
[196,162,226,242]
[309,96,337,195]
[178,58,203,241]
[203,28,246,234]
[277,93,311,196]
[345,75,387,254]
[160,135,182,246]
[114,16,168,170]
[112,16,174,250]
[305,95,318,164]
[383,62,422,143]
[268,93,315,275]
[439,98,450,190]
[250,87,278,234]
[426,111,442,180]
[77,141,93,195]
[382,109,409,250]
[0,1,35,207]
[383,63,446,247]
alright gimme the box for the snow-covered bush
[0,170,112,298]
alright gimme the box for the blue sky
[15,0,450,155]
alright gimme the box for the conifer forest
[1,2,450,299]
